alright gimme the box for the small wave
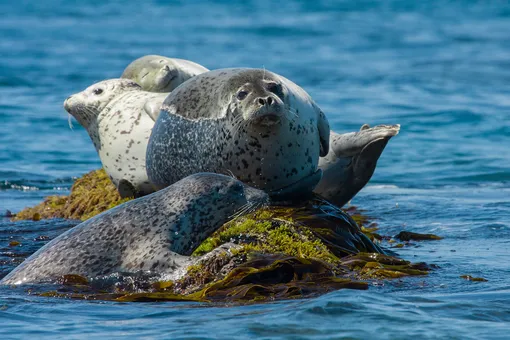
[440,171,510,183]
[0,177,73,191]
[365,184,400,189]
[1,182,39,191]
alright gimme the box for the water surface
[1,0,509,338]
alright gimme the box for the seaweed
[12,169,131,221]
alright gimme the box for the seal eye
[236,91,248,101]
[93,88,104,95]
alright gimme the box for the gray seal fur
[1,173,268,285]
[121,55,209,93]
[64,79,169,198]
[146,68,330,194]
[315,124,400,206]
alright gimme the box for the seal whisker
[225,169,237,179]
[230,115,246,139]
[286,107,300,121]
[68,114,74,130]
[230,201,254,219]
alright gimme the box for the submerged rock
[395,231,443,241]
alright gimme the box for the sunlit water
[1,0,509,338]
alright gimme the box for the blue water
[1,0,510,338]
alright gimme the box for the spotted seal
[64,79,169,198]
[146,68,330,195]
[314,124,400,206]
[1,173,268,285]
[121,55,209,92]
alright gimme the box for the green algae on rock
[12,169,132,221]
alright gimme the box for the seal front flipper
[314,124,400,206]
[269,169,323,202]
[143,97,167,121]
[118,179,139,198]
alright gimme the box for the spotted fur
[64,79,169,198]
[1,173,268,285]
[146,68,330,193]
[121,55,209,93]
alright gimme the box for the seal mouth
[243,185,270,206]
[251,112,282,127]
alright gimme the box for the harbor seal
[1,173,268,285]
[121,55,209,92]
[314,124,400,206]
[64,79,169,198]
[146,68,330,195]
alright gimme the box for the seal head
[64,79,141,129]
[121,55,209,93]
[231,77,287,127]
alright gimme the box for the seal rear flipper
[326,136,393,207]
[331,124,400,157]
[315,124,400,207]
[117,179,139,198]
[352,136,392,188]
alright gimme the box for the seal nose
[63,96,72,111]
[257,96,273,106]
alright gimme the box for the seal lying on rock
[315,124,400,206]
[64,79,169,198]
[146,68,330,196]
[1,173,268,285]
[121,55,209,92]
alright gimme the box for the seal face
[121,55,209,92]
[146,68,330,194]
[315,124,400,206]
[1,173,268,285]
[64,79,169,198]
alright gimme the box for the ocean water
[1,0,510,338]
